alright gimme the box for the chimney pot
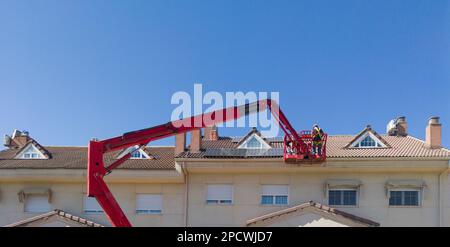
[429,116,440,125]
[204,125,219,141]
[7,129,30,149]
[3,135,12,147]
[210,126,218,141]
[396,116,408,136]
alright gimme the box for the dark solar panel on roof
[204,148,284,157]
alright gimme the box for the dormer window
[247,136,262,148]
[238,134,271,149]
[355,135,381,148]
[117,145,150,159]
[349,132,387,148]
[16,144,46,159]
[130,149,148,159]
[24,153,40,159]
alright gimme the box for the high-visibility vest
[313,127,323,140]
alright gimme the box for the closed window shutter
[262,185,288,195]
[24,195,51,213]
[207,185,233,201]
[136,194,162,213]
[84,196,103,213]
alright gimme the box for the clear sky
[1,0,449,149]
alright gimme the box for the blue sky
[1,0,449,149]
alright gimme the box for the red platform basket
[283,130,327,163]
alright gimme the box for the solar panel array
[204,148,284,158]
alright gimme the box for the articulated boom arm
[87,99,307,227]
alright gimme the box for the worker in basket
[286,140,296,155]
[312,124,324,156]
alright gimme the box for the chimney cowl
[429,116,440,125]
[397,116,406,123]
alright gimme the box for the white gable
[117,145,150,159]
[349,132,386,148]
[15,143,47,159]
[238,133,271,149]
[267,212,349,227]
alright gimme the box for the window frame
[23,194,52,213]
[135,194,163,215]
[130,149,148,159]
[116,145,150,160]
[205,184,234,205]
[350,132,386,149]
[356,135,380,148]
[18,144,45,159]
[388,188,422,207]
[237,134,271,149]
[328,188,359,207]
[83,196,104,215]
[260,185,290,206]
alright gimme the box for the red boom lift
[87,99,327,227]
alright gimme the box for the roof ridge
[406,135,450,153]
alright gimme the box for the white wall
[187,172,444,227]
[0,182,185,227]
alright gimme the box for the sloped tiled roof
[246,201,380,227]
[178,132,450,159]
[4,209,104,227]
[1,127,449,170]
[0,146,175,169]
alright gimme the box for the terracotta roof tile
[1,128,449,170]
[178,134,450,159]
[0,146,175,169]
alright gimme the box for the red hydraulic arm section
[87,99,326,227]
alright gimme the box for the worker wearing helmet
[312,124,324,156]
[286,140,295,155]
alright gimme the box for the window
[84,196,104,214]
[246,136,262,148]
[130,150,147,159]
[24,195,51,213]
[328,189,357,206]
[360,136,376,147]
[136,194,162,214]
[261,185,289,205]
[20,145,44,159]
[117,145,149,159]
[354,136,382,148]
[389,190,420,206]
[352,133,384,148]
[238,134,270,149]
[206,184,233,204]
